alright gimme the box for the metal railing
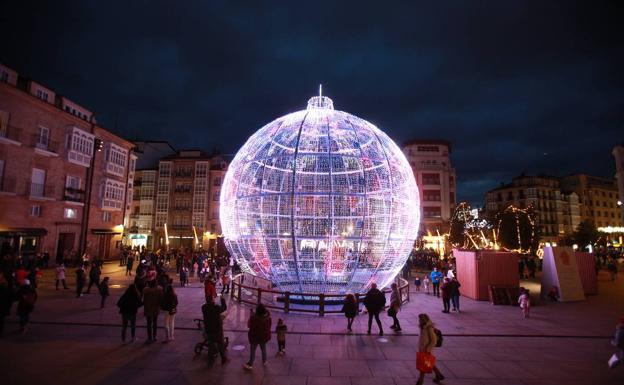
[63,187,85,203]
[30,134,60,153]
[230,274,409,317]
[0,125,22,142]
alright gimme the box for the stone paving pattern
[1,263,623,385]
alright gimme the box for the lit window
[64,208,78,219]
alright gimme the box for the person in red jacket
[243,304,272,370]
[204,276,217,302]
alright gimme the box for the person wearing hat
[16,279,37,334]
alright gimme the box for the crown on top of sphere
[307,84,334,110]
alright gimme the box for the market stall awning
[0,228,48,236]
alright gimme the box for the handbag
[387,307,396,317]
[416,352,436,373]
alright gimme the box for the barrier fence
[230,274,410,316]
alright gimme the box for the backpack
[434,328,443,347]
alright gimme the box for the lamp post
[78,137,103,259]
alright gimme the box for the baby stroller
[193,318,229,365]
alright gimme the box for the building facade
[0,63,134,261]
[485,175,581,242]
[152,151,228,250]
[613,144,624,221]
[560,174,623,229]
[402,139,456,234]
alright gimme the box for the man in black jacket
[364,283,386,336]
[201,296,229,364]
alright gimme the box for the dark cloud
[1,0,622,205]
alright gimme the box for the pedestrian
[608,317,624,368]
[275,318,287,355]
[0,274,10,337]
[117,283,143,343]
[126,253,134,276]
[243,304,272,370]
[161,284,178,342]
[16,279,37,334]
[75,265,86,298]
[99,277,110,308]
[388,283,402,332]
[608,259,618,281]
[143,280,164,343]
[180,266,188,287]
[363,282,386,336]
[55,263,68,290]
[220,268,230,294]
[518,287,530,318]
[440,278,451,313]
[415,276,422,292]
[450,277,461,312]
[202,295,230,365]
[430,268,443,297]
[204,276,217,303]
[423,276,431,295]
[416,313,445,385]
[341,293,358,333]
[85,264,101,294]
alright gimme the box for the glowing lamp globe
[220,92,419,295]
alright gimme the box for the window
[101,178,125,210]
[157,179,169,194]
[423,206,442,218]
[421,173,440,185]
[36,89,49,102]
[156,196,169,212]
[196,163,208,178]
[213,191,220,201]
[417,145,439,152]
[30,205,41,217]
[0,70,8,83]
[64,208,78,219]
[103,211,112,222]
[159,162,171,178]
[66,127,95,167]
[0,110,9,138]
[422,190,441,202]
[36,126,49,150]
[104,143,127,177]
[213,176,222,187]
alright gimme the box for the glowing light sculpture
[220,92,420,295]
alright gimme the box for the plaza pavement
[1,262,624,385]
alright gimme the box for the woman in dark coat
[116,284,143,343]
[16,279,37,334]
[243,304,272,370]
[0,274,12,337]
[161,284,179,342]
[342,294,357,333]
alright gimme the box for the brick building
[402,139,456,234]
[0,63,135,261]
[560,174,623,228]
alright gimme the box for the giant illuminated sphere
[220,93,420,295]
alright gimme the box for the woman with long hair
[342,294,358,333]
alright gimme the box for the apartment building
[485,174,581,242]
[613,144,624,221]
[560,174,623,228]
[402,139,456,234]
[0,63,134,261]
[153,150,228,250]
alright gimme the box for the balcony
[173,206,192,211]
[29,182,57,200]
[174,187,192,194]
[0,176,17,195]
[63,187,86,204]
[0,125,22,146]
[173,171,194,179]
[31,134,60,157]
[171,224,190,230]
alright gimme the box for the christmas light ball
[220,93,419,295]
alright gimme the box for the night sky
[1,1,622,205]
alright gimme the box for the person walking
[275,318,287,355]
[99,277,110,308]
[341,294,358,333]
[143,280,164,343]
[243,304,272,370]
[414,276,422,292]
[518,288,531,318]
[609,317,624,368]
[161,284,178,342]
[416,313,445,384]
[388,283,402,332]
[75,265,86,298]
[55,264,68,290]
[126,253,134,276]
[16,279,37,334]
[117,283,143,343]
[363,283,386,336]
[202,295,229,365]
[204,277,217,303]
[450,277,461,312]
[85,264,101,294]
[440,278,452,313]
[423,276,431,295]
[430,268,444,297]
[608,259,618,281]
[220,268,231,294]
